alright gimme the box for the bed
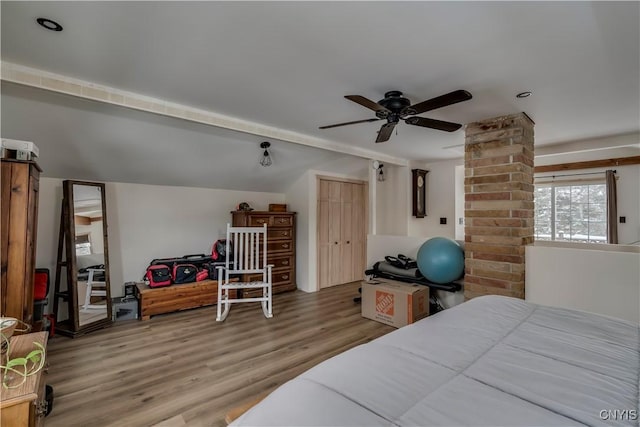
[231,295,639,426]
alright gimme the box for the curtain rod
[536,170,616,180]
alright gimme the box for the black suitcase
[181,254,212,270]
[205,261,229,280]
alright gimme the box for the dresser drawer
[243,268,291,284]
[243,255,292,269]
[268,227,293,240]
[272,270,292,285]
[267,254,293,269]
[243,273,266,282]
[268,240,292,253]
[248,215,271,226]
[246,214,293,227]
[271,215,293,227]
[240,271,295,297]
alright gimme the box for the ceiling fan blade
[319,118,381,129]
[376,122,396,143]
[407,90,472,115]
[405,116,462,132]
[345,95,390,113]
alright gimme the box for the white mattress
[232,295,639,426]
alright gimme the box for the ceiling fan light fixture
[259,141,272,167]
[36,17,63,32]
[321,89,472,143]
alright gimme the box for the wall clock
[412,169,428,218]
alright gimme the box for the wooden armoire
[1,159,41,330]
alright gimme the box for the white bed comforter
[232,295,639,426]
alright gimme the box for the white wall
[36,178,284,301]
[408,159,462,239]
[284,171,312,293]
[284,158,369,293]
[376,164,409,235]
[526,242,640,323]
[616,164,640,245]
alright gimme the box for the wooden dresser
[231,211,296,297]
[0,332,48,426]
[1,159,41,331]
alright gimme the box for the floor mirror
[54,180,112,337]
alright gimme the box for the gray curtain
[606,170,618,244]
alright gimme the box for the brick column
[464,113,534,300]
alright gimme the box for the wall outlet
[458,217,464,225]
[620,216,626,223]
[440,217,447,225]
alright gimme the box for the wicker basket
[0,317,18,340]
[0,318,18,371]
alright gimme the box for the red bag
[196,269,209,282]
[212,240,232,261]
[145,265,172,288]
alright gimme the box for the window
[534,182,607,243]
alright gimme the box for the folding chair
[216,223,273,322]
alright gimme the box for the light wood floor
[45,282,395,426]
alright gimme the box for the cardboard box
[1,138,39,160]
[361,279,429,328]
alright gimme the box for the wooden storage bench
[136,279,236,320]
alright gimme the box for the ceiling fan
[319,89,472,143]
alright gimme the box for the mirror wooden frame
[56,180,112,337]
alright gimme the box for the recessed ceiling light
[516,91,532,99]
[36,18,63,32]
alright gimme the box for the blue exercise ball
[417,237,464,284]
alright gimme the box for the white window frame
[534,179,607,244]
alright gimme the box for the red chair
[34,268,53,336]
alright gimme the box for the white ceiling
[1,1,639,191]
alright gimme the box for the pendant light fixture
[372,161,385,182]
[377,163,385,182]
[259,141,272,167]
